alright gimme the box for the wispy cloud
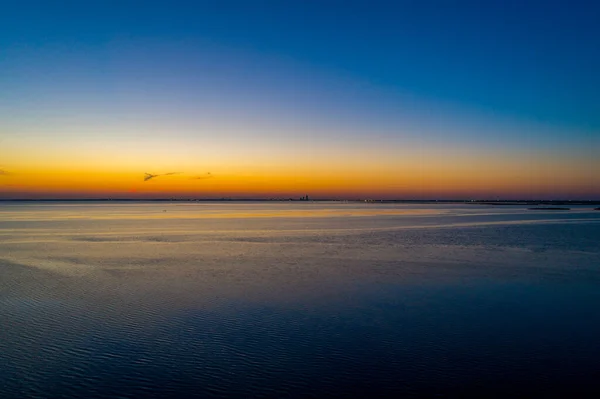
[143,172,181,182]
[190,172,213,180]
[0,168,12,177]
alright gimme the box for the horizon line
[1,198,600,204]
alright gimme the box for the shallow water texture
[1,202,600,398]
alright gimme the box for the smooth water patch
[1,203,600,397]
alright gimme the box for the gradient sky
[1,0,599,199]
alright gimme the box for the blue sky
[3,0,598,129]
[1,0,598,198]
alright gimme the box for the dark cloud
[190,172,213,180]
[144,172,181,182]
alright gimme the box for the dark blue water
[1,203,600,398]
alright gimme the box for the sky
[1,0,599,199]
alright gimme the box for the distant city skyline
[1,1,598,199]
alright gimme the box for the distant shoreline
[2,199,600,206]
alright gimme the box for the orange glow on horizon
[1,131,597,199]
[1,161,597,200]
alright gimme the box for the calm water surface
[1,202,600,398]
